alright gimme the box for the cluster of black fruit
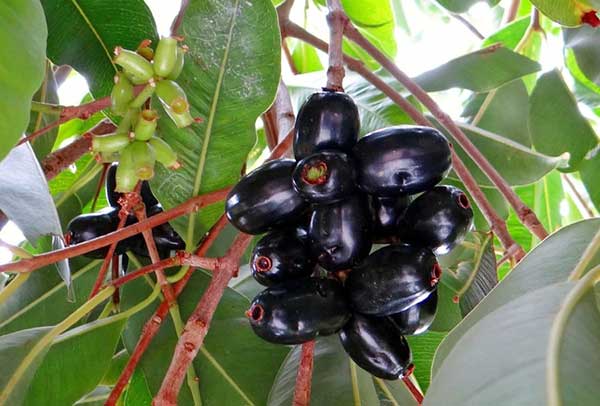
[65,163,185,267]
[226,89,474,380]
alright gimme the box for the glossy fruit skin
[251,229,315,286]
[308,194,372,271]
[369,195,411,241]
[353,126,451,196]
[129,204,185,258]
[106,163,159,209]
[339,314,412,380]
[346,244,440,316]
[66,208,139,258]
[247,278,350,345]
[389,288,438,335]
[226,159,307,235]
[294,91,360,160]
[399,186,474,255]
[292,150,356,204]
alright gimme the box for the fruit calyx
[301,161,328,185]
[457,192,470,209]
[582,10,600,27]
[254,255,273,273]
[246,304,264,321]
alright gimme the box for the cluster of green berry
[91,37,195,192]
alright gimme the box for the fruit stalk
[292,341,316,406]
[341,20,549,241]
[325,0,347,91]
[280,19,525,260]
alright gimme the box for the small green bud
[111,73,134,115]
[154,37,178,77]
[134,109,158,141]
[148,136,180,169]
[92,133,131,154]
[114,47,154,83]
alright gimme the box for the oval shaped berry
[339,314,412,380]
[114,47,154,83]
[156,80,189,114]
[66,208,139,258]
[134,109,158,141]
[308,195,372,271]
[294,91,360,160]
[153,37,178,77]
[147,204,186,251]
[148,136,180,169]
[292,150,356,204]
[247,278,350,345]
[346,244,440,316]
[127,141,156,181]
[111,73,134,115]
[251,229,315,286]
[389,288,438,335]
[106,164,158,208]
[369,195,411,241]
[353,126,451,196]
[167,46,186,80]
[92,133,131,154]
[400,186,474,255]
[226,159,307,235]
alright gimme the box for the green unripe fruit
[156,80,189,113]
[92,133,131,154]
[154,37,178,77]
[166,108,195,128]
[114,47,154,83]
[111,73,134,115]
[149,136,181,169]
[97,151,120,164]
[128,141,156,181]
[166,46,186,80]
[134,109,158,141]
[116,165,138,193]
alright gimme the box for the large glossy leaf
[580,150,600,211]
[24,316,126,405]
[432,218,600,376]
[41,0,158,98]
[529,69,598,171]
[425,281,600,405]
[290,40,323,74]
[0,327,53,405]
[434,0,500,13]
[529,0,599,27]
[150,0,281,246]
[482,16,529,49]
[268,336,381,406]
[406,332,446,393]
[121,270,289,405]
[0,0,47,162]
[564,25,600,86]
[414,46,541,93]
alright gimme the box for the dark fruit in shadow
[346,244,440,316]
[247,278,350,344]
[308,195,372,271]
[251,229,315,286]
[339,314,412,380]
[294,91,360,160]
[369,195,411,241]
[389,288,438,335]
[292,150,356,204]
[353,126,451,196]
[128,204,186,259]
[226,159,307,235]
[106,163,158,208]
[399,185,474,255]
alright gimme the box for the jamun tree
[0,0,599,405]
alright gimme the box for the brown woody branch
[325,0,347,90]
[293,341,315,406]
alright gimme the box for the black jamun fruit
[294,90,360,160]
[389,288,438,335]
[353,126,451,196]
[369,194,411,241]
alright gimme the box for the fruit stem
[402,373,424,405]
[293,340,316,406]
[325,0,347,91]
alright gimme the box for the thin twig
[503,0,521,24]
[325,0,347,90]
[562,174,596,218]
[451,13,484,39]
[171,0,190,36]
[402,374,424,405]
[293,341,315,406]
[282,39,299,75]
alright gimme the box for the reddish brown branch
[503,0,521,24]
[282,39,299,75]
[325,0,347,90]
[171,0,190,36]
[281,21,524,259]
[293,341,315,406]
[90,213,129,298]
[402,375,424,405]
[340,21,548,241]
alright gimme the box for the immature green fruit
[129,141,156,181]
[154,37,178,77]
[114,47,154,83]
[166,46,185,80]
[165,109,194,128]
[92,133,131,154]
[156,80,189,113]
[116,145,137,192]
[111,73,134,115]
[148,136,180,169]
[134,109,158,141]
[97,151,120,164]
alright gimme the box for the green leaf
[41,0,158,98]
[529,0,596,27]
[429,282,463,332]
[28,63,60,162]
[564,25,600,86]
[482,16,529,49]
[100,349,129,386]
[0,0,47,162]
[290,40,323,74]
[433,0,500,14]
[24,316,126,405]
[372,378,418,406]
[432,218,600,376]
[74,386,112,406]
[529,69,598,171]
[0,327,53,405]
[121,271,288,405]
[123,369,153,406]
[580,149,600,211]
[268,336,380,406]
[414,46,541,93]
[406,332,446,392]
[150,0,281,246]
